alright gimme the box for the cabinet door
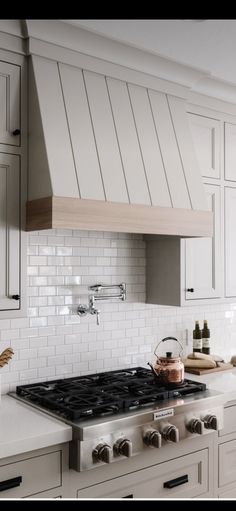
[0,61,20,146]
[225,187,236,296]
[188,113,220,179]
[185,184,221,300]
[225,122,236,181]
[0,153,20,310]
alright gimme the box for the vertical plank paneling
[84,70,128,203]
[168,95,207,210]
[8,154,20,300]
[32,56,79,197]
[128,83,171,207]
[107,77,151,205]
[58,64,105,200]
[0,164,7,299]
[148,90,191,209]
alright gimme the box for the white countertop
[0,395,72,460]
[185,367,236,403]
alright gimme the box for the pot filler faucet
[77,283,126,325]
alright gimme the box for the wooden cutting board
[185,362,233,375]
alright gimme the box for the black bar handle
[187,288,195,293]
[123,494,133,498]
[163,474,188,489]
[12,129,21,136]
[0,476,22,492]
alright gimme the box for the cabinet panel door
[0,153,20,310]
[185,184,221,300]
[225,122,236,181]
[188,113,220,179]
[225,187,236,297]
[0,61,20,146]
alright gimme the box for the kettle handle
[154,337,183,357]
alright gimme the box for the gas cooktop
[15,367,206,421]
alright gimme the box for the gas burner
[16,367,207,421]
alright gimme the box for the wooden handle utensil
[0,347,14,368]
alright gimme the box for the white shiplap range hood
[26,20,213,237]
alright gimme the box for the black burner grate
[16,367,206,420]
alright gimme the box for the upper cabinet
[0,55,26,317]
[188,113,220,179]
[225,122,236,181]
[0,153,20,310]
[0,61,21,146]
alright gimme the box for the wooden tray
[185,362,233,375]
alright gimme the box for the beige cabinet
[218,402,236,498]
[0,446,64,499]
[225,122,236,181]
[76,449,208,499]
[225,187,236,297]
[146,183,222,306]
[0,53,26,317]
[0,153,20,311]
[0,60,20,147]
[188,112,220,179]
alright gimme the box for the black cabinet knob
[12,294,20,300]
[12,129,20,136]
[187,288,194,293]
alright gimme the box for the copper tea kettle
[152,337,184,387]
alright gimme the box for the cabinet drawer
[219,405,236,436]
[0,451,61,498]
[77,449,208,499]
[219,439,236,487]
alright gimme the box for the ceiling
[61,19,236,86]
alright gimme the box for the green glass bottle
[202,320,210,355]
[193,320,202,353]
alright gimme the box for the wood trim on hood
[26,196,213,237]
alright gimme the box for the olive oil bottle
[193,320,202,353]
[202,320,210,355]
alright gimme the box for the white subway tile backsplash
[1,228,236,394]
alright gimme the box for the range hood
[26,53,213,237]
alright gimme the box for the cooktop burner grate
[16,367,207,420]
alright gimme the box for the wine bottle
[202,320,210,355]
[193,320,202,353]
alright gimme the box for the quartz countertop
[0,395,72,460]
[185,367,236,403]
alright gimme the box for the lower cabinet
[76,449,209,499]
[218,402,236,498]
[0,445,65,499]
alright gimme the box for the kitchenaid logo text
[153,409,174,420]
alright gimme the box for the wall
[0,229,235,394]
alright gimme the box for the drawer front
[219,405,236,437]
[219,439,236,487]
[219,487,236,498]
[0,451,61,498]
[77,449,208,499]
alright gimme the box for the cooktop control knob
[143,430,162,448]
[93,443,112,464]
[161,424,179,443]
[187,418,204,435]
[203,414,218,431]
[114,438,132,457]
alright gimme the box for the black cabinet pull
[164,474,188,489]
[123,494,133,498]
[187,288,194,293]
[12,129,20,136]
[12,295,20,301]
[0,476,22,492]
